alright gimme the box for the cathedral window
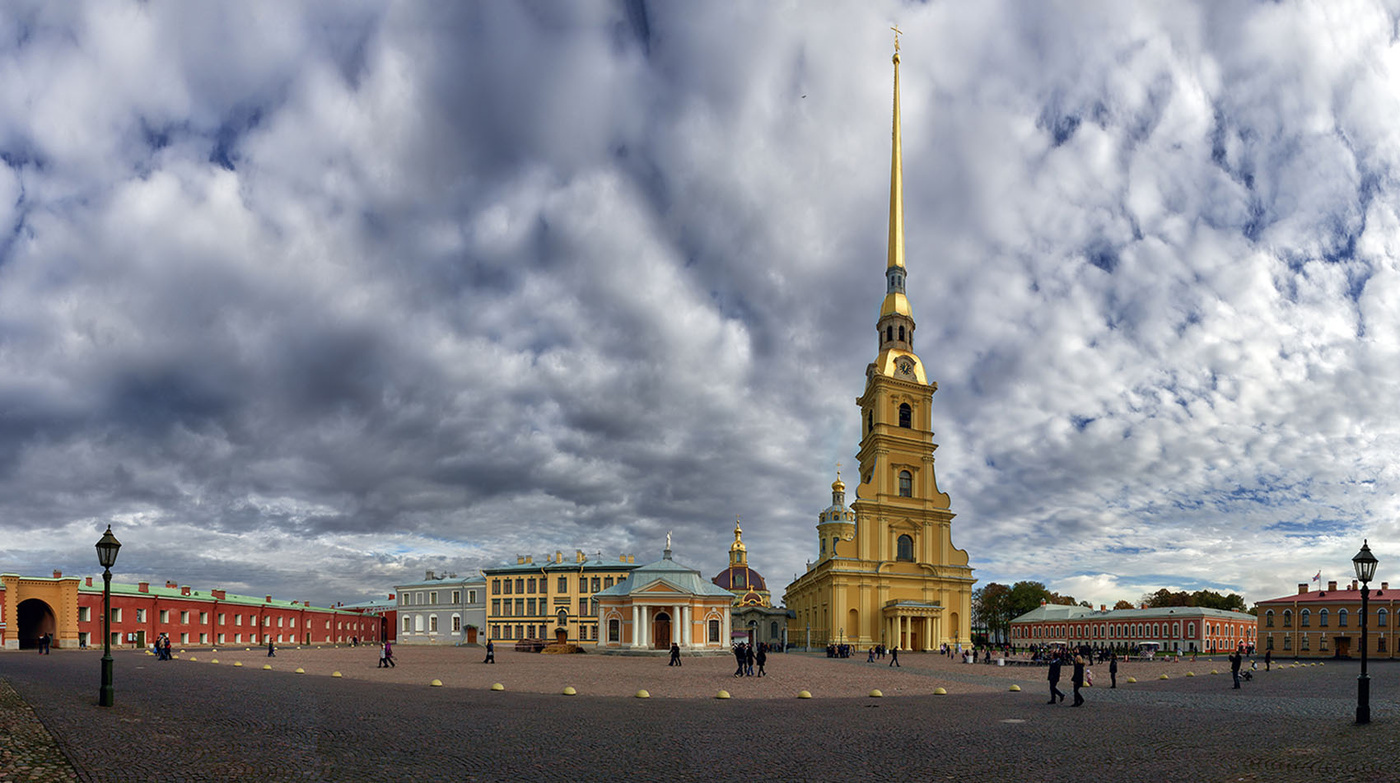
[898,325,905,342]
[899,403,911,428]
[832,537,839,554]
[867,411,873,434]
[898,470,912,497]
[886,326,893,343]
[608,619,620,642]
[896,534,914,562]
[821,539,826,554]
[709,619,721,643]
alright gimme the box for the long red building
[1,571,395,650]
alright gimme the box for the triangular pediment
[635,579,685,594]
[889,517,920,532]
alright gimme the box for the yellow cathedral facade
[783,42,974,651]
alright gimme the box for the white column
[631,605,641,648]
[681,605,690,647]
[640,606,650,649]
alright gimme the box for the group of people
[34,632,54,654]
[864,644,898,665]
[378,639,396,667]
[732,642,767,676]
[152,634,174,660]
[1046,650,1111,707]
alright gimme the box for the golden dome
[730,518,746,552]
[880,291,911,317]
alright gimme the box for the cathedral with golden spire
[783,36,975,651]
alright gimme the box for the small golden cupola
[816,469,857,560]
[729,517,747,566]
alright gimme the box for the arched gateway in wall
[17,598,57,649]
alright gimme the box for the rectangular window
[276,617,283,627]
[515,578,524,594]
[527,578,535,593]
[235,614,242,626]
[591,577,601,592]
[403,617,412,632]
[527,598,536,616]
[468,590,477,604]
[1380,636,1388,653]
[200,612,208,624]
[504,580,512,595]
[430,591,437,604]
[492,599,501,616]
[604,577,614,589]
[235,633,242,643]
[430,616,438,632]
[558,576,568,593]
[137,608,147,623]
[111,608,122,623]
[493,580,501,595]
[218,613,225,625]
[515,598,525,616]
[709,619,720,643]
[451,591,460,604]
[579,577,587,593]
[79,607,90,622]
[579,598,588,615]
[452,616,461,632]
[180,611,189,624]
[1301,635,1309,651]
[180,633,189,644]
[218,633,226,644]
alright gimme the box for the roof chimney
[166,581,178,589]
[265,595,272,602]
[86,577,93,587]
[212,589,225,600]
[576,550,585,563]
[181,586,190,596]
[1298,583,1309,594]
[52,570,62,578]
[426,570,435,580]
[138,582,149,593]
[1382,582,1389,591]
[1099,605,1106,611]
[1328,581,1337,592]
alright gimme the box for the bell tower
[785,35,974,653]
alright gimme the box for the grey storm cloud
[2,0,1400,609]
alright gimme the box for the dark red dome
[711,565,767,593]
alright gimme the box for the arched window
[898,325,905,342]
[898,403,912,428]
[608,619,619,642]
[1188,622,1196,636]
[1265,610,1274,627]
[557,609,568,627]
[820,539,826,554]
[1301,609,1311,627]
[708,619,721,643]
[1282,611,1291,628]
[1379,608,1389,628]
[770,621,779,638]
[1319,609,1329,627]
[898,470,912,497]
[886,326,893,343]
[1172,622,1179,638]
[867,411,873,434]
[896,534,914,561]
[1339,608,1349,627]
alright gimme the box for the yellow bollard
[934,687,948,695]
[233,662,243,667]
[797,690,812,699]
[634,689,650,699]
[490,683,504,691]
[430,679,443,687]
[715,690,731,699]
[263,664,272,670]
[1009,684,1021,692]
[868,689,883,698]
[295,668,305,674]
[332,671,342,678]
[562,686,577,695]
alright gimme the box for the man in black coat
[1109,653,1118,688]
[1229,649,1243,689]
[733,643,746,677]
[1047,655,1065,704]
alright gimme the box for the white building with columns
[594,546,734,654]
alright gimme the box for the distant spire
[887,27,905,271]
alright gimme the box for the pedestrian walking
[756,643,767,677]
[1109,653,1118,689]
[889,646,900,667]
[745,643,756,676]
[378,642,390,668]
[1071,654,1086,707]
[1229,649,1242,689]
[733,643,746,677]
[669,642,682,666]
[867,647,875,663]
[267,638,276,657]
[483,640,495,664]
[1048,655,1065,704]
[1264,649,1271,671]
[382,640,395,667]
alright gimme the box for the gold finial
[891,25,902,53]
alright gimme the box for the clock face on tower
[896,358,916,378]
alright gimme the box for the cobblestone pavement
[0,678,78,782]
[3,648,1399,782]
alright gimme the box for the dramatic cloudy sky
[3,0,1400,610]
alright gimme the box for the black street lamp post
[95,525,121,707]
[1353,539,1377,725]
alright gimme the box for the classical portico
[595,546,733,654]
[882,600,943,652]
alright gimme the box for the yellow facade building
[483,550,637,646]
[783,44,975,651]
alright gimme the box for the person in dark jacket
[668,642,682,666]
[756,643,768,676]
[1229,649,1243,689]
[745,643,756,676]
[1109,653,1118,688]
[733,643,746,677]
[889,646,900,667]
[1048,655,1065,704]
[483,640,494,664]
[1071,654,1086,706]
[1264,649,1272,671]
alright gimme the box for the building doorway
[17,599,57,649]
[466,626,478,645]
[1335,637,1352,657]
[653,612,671,649]
[554,626,568,644]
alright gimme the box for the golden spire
[887,25,905,271]
[731,516,746,552]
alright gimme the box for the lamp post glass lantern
[1353,539,1377,725]
[96,525,121,707]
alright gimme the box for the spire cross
[891,25,902,53]
[835,461,843,480]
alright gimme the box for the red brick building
[1010,601,1257,654]
[1,571,394,650]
